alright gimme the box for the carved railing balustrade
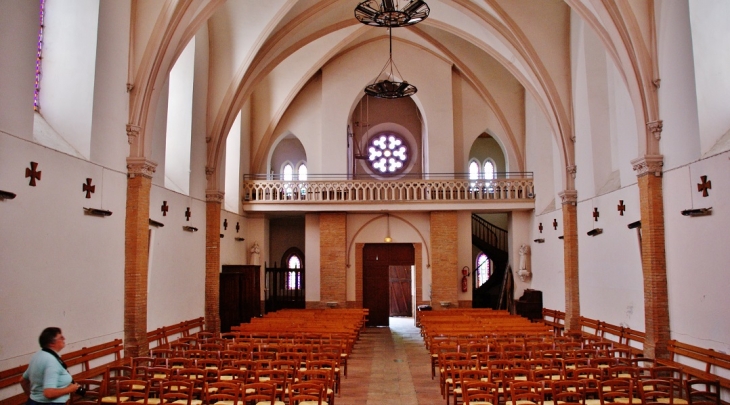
[242,173,534,205]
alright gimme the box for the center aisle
[338,317,442,405]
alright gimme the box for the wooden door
[363,244,414,327]
[220,265,260,332]
[389,266,412,316]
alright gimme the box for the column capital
[126,158,157,179]
[206,190,225,203]
[558,190,578,206]
[631,155,663,177]
[566,165,577,179]
[647,120,663,141]
[126,124,141,145]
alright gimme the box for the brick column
[320,213,347,305]
[205,191,224,333]
[632,155,670,359]
[559,190,580,333]
[124,158,157,357]
[430,211,458,310]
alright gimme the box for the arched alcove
[269,133,306,177]
[349,94,423,179]
[468,133,506,174]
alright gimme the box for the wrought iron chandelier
[364,28,417,99]
[354,0,430,28]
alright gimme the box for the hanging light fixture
[355,0,430,28]
[384,214,393,242]
[364,28,417,99]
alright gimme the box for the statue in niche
[250,242,260,265]
[517,244,531,281]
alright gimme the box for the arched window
[469,161,479,180]
[287,255,301,290]
[483,160,495,180]
[475,252,491,287]
[297,163,307,180]
[283,163,293,181]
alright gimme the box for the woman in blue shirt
[20,328,80,404]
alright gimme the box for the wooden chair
[509,381,544,405]
[550,380,585,405]
[241,382,281,405]
[651,366,686,404]
[685,379,721,405]
[158,380,192,405]
[204,381,239,405]
[599,378,635,404]
[638,379,675,405]
[70,379,102,405]
[115,380,149,405]
[298,369,335,405]
[101,365,133,404]
[462,381,499,405]
[289,382,326,405]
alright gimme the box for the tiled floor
[337,317,443,405]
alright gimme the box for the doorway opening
[362,243,415,327]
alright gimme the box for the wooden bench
[0,339,124,405]
[657,339,730,390]
[147,317,205,349]
[542,308,565,335]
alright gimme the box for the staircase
[471,214,509,309]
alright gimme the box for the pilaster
[559,189,580,333]
[124,158,157,357]
[430,211,458,310]
[320,213,347,305]
[632,155,670,359]
[205,190,224,333]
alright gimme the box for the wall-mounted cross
[236,222,240,233]
[25,162,42,186]
[617,200,626,216]
[697,175,711,197]
[538,223,543,233]
[185,207,191,221]
[593,207,600,222]
[553,219,558,230]
[82,178,95,198]
[223,219,228,230]
[161,201,169,216]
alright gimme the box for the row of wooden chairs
[458,378,721,405]
[73,378,330,405]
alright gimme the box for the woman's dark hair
[39,327,62,348]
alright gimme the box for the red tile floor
[336,317,443,405]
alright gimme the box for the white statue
[517,244,531,281]
[250,242,261,265]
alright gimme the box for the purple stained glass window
[34,0,46,111]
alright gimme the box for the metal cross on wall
[223,219,228,230]
[82,178,95,198]
[25,162,41,186]
[697,175,711,197]
[617,200,626,216]
[161,201,169,216]
[185,207,191,221]
[538,223,543,233]
[593,207,600,222]
[236,222,240,233]
[553,219,558,230]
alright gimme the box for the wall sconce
[627,221,641,229]
[220,234,224,238]
[183,226,198,232]
[587,228,603,236]
[235,237,245,242]
[558,236,564,240]
[149,219,164,227]
[681,207,712,217]
[533,238,545,243]
[84,207,112,217]
[0,190,17,200]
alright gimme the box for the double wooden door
[219,265,260,332]
[363,244,414,327]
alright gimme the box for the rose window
[367,133,409,174]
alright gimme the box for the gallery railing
[242,173,534,204]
